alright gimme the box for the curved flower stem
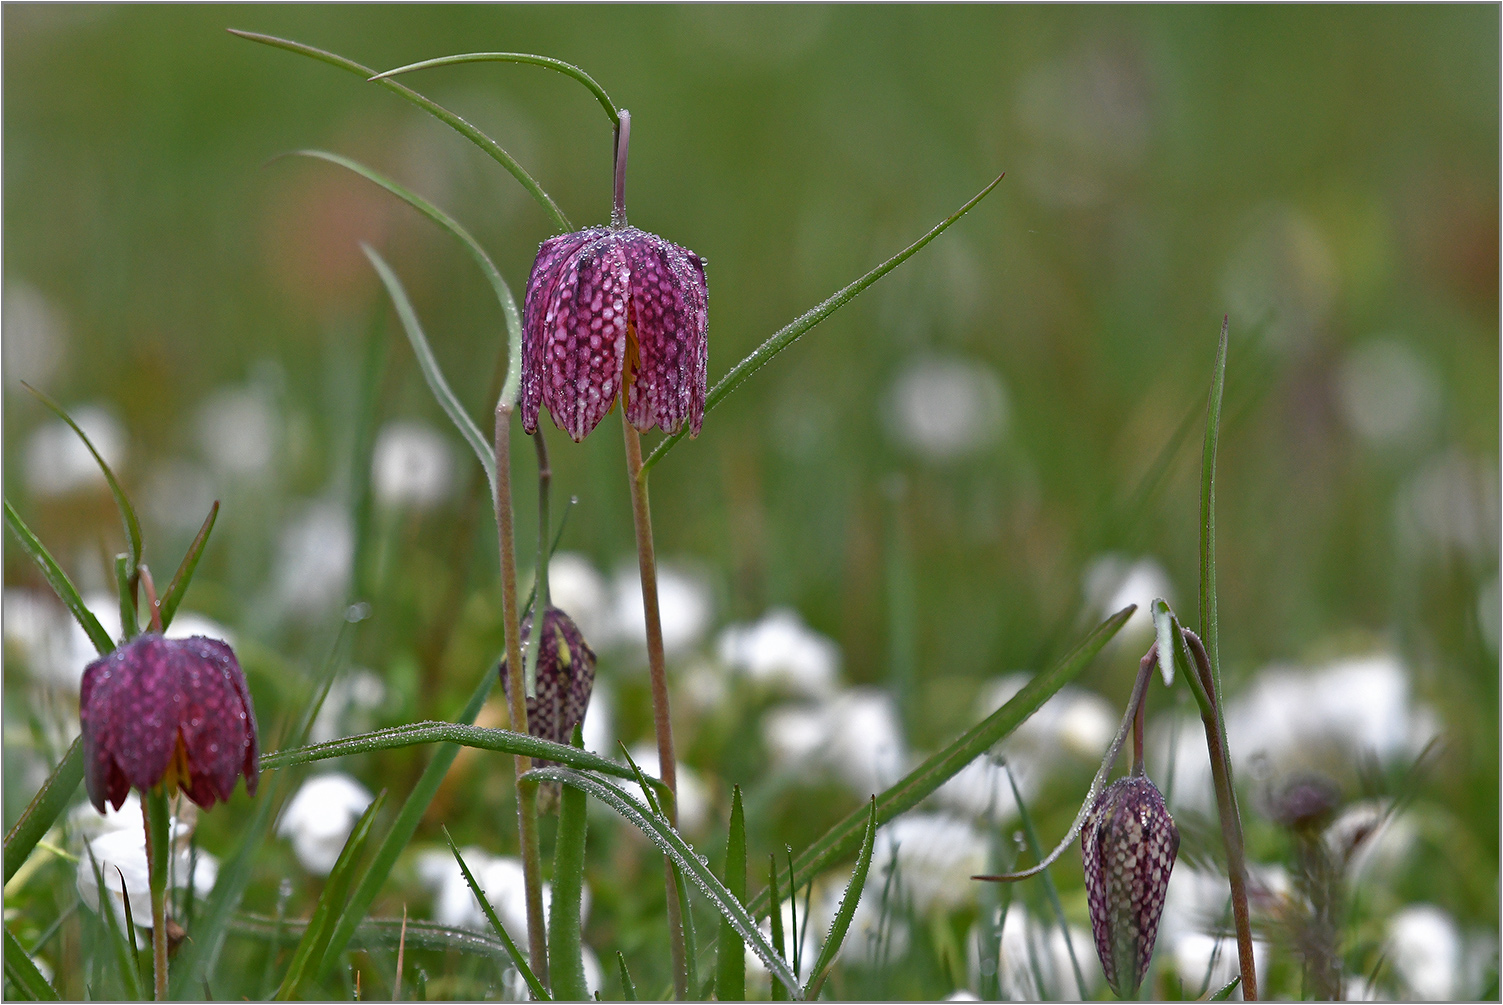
[142,786,170,999]
[611,110,631,231]
[1183,629,1258,1000]
[495,403,549,991]
[622,416,688,998]
[139,565,163,633]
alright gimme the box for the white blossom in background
[609,563,712,658]
[75,806,218,931]
[309,669,388,745]
[548,553,614,646]
[931,756,1025,825]
[273,501,354,618]
[196,385,279,478]
[884,357,1009,461]
[4,281,69,389]
[986,902,1099,1000]
[870,813,988,915]
[1335,338,1441,449]
[717,607,841,699]
[1394,450,1500,563]
[1324,800,1419,883]
[141,459,218,534]
[415,846,586,940]
[371,420,455,509]
[580,677,613,758]
[763,687,906,797]
[24,406,127,497]
[1170,931,1270,998]
[1387,904,1462,1000]
[1155,866,1270,998]
[277,773,374,875]
[623,744,711,835]
[1082,552,1173,640]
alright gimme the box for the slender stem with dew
[140,565,163,633]
[495,403,548,989]
[143,786,170,999]
[522,430,552,698]
[611,110,630,231]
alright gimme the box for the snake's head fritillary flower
[521,225,707,442]
[1081,776,1180,998]
[500,606,598,759]
[80,634,259,813]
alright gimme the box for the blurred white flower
[992,902,1099,1000]
[273,501,354,617]
[76,815,218,931]
[4,281,68,389]
[580,677,613,758]
[932,756,1025,824]
[884,357,1009,461]
[1324,800,1418,882]
[548,553,613,645]
[277,773,373,875]
[763,687,906,797]
[1394,450,1500,562]
[141,459,217,534]
[624,744,711,835]
[196,385,279,478]
[1387,904,1461,1000]
[1336,338,1441,448]
[872,813,988,915]
[944,990,981,1001]
[717,607,841,699]
[1082,552,1173,639]
[415,846,586,940]
[371,420,455,510]
[609,563,713,658]
[1171,930,1269,998]
[309,669,388,745]
[24,405,127,497]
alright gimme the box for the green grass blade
[114,556,138,641]
[531,766,803,999]
[804,798,878,999]
[678,859,700,997]
[443,831,550,1000]
[83,848,144,1000]
[1199,316,1228,696]
[234,911,526,962]
[227,30,571,231]
[276,791,388,998]
[642,171,1005,472]
[292,151,524,408]
[5,499,114,655]
[617,952,638,1000]
[362,245,499,504]
[768,856,788,1001]
[22,382,142,576]
[1211,975,1242,1000]
[370,52,618,126]
[1003,764,1087,999]
[714,786,747,1001]
[4,927,60,1001]
[159,500,218,631]
[4,738,84,883]
[548,728,591,1002]
[1152,601,1213,720]
[743,606,1131,921]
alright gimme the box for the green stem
[621,416,687,997]
[523,429,553,698]
[496,403,549,991]
[143,787,171,1000]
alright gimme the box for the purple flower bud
[522,225,707,442]
[79,634,259,814]
[500,606,597,760]
[1081,776,1180,998]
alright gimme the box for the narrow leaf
[714,786,747,1001]
[292,151,524,408]
[22,382,142,575]
[1200,317,1228,697]
[769,857,788,1002]
[1003,764,1087,999]
[114,556,138,642]
[5,500,113,655]
[276,790,388,998]
[232,912,517,960]
[371,52,618,126]
[4,927,59,1001]
[444,832,549,1001]
[362,245,498,503]
[159,501,218,630]
[228,31,571,231]
[804,798,878,999]
[530,766,803,999]
[643,171,1006,471]
[83,847,143,1000]
[4,739,84,883]
[1211,975,1242,1000]
[548,728,591,1002]
[616,952,637,1000]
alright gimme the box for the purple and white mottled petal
[522,229,602,434]
[622,229,709,436]
[538,234,631,441]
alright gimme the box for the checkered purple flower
[521,225,707,442]
[500,606,597,760]
[1081,776,1180,998]
[80,634,259,813]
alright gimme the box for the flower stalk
[142,785,170,999]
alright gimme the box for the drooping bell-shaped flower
[1081,776,1180,998]
[80,634,259,813]
[500,606,597,763]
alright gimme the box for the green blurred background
[4,5,1498,998]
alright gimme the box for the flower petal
[622,229,708,436]
[175,637,257,810]
[522,229,599,434]
[80,637,182,809]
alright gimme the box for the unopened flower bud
[500,606,597,762]
[1081,776,1179,998]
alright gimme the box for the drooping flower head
[500,606,597,760]
[80,634,259,813]
[1081,776,1180,998]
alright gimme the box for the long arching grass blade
[362,245,497,501]
[5,500,113,655]
[370,53,618,126]
[529,766,803,999]
[1200,316,1228,697]
[290,152,523,407]
[714,786,747,1001]
[233,912,523,960]
[4,740,84,883]
[227,30,571,232]
[642,171,1005,472]
[22,382,142,576]
[159,501,218,631]
[443,832,549,1001]
[4,927,60,1001]
[547,729,591,1002]
[804,798,878,999]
